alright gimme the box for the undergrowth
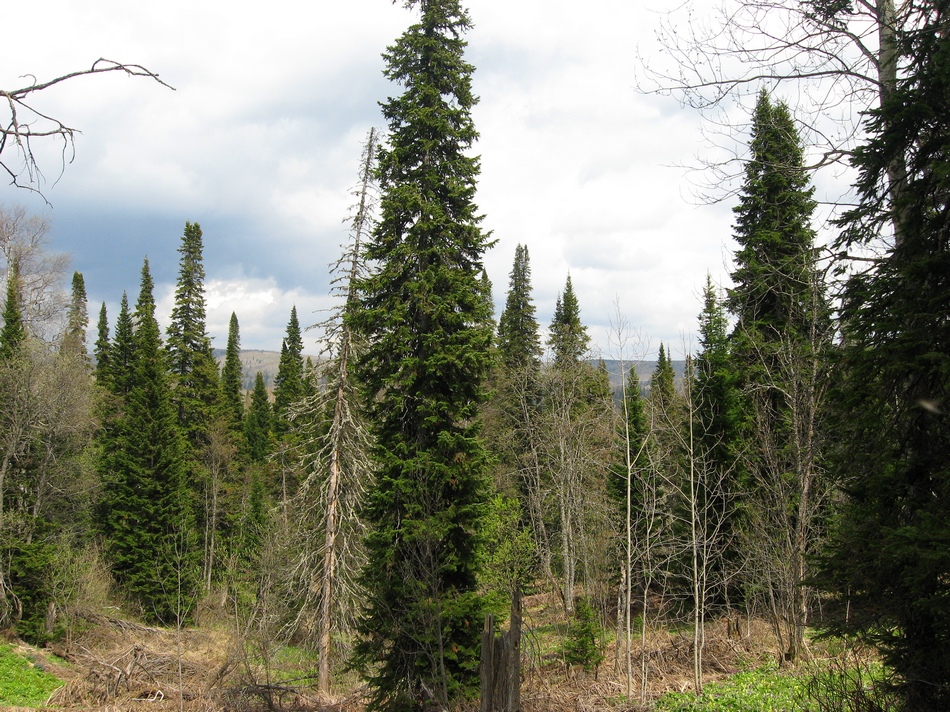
[0,642,65,707]
[654,665,805,712]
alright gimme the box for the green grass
[0,643,65,707]
[655,665,806,712]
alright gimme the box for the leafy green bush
[0,644,64,707]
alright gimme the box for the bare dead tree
[1,59,173,193]
[640,0,908,222]
[0,206,70,340]
[285,129,379,696]
[538,359,617,617]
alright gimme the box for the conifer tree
[348,1,493,706]
[98,260,197,623]
[650,343,676,414]
[726,89,830,661]
[488,245,544,577]
[166,221,219,448]
[94,302,110,377]
[243,372,272,465]
[694,277,740,478]
[548,275,589,366]
[497,244,541,372]
[219,312,244,431]
[692,276,743,600]
[0,261,26,360]
[273,305,304,433]
[817,3,950,703]
[61,271,88,359]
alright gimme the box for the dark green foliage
[0,262,26,360]
[497,244,541,372]
[166,222,219,449]
[561,598,605,671]
[7,536,57,644]
[725,89,830,661]
[61,271,88,359]
[548,275,589,366]
[693,277,744,596]
[817,3,950,706]
[219,312,244,431]
[273,306,304,434]
[728,89,821,347]
[244,371,272,464]
[102,294,135,396]
[694,277,741,474]
[348,1,493,708]
[650,343,676,414]
[97,260,197,624]
[94,302,110,375]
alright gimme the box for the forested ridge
[0,0,948,710]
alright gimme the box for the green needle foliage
[348,0,494,708]
[219,312,244,433]
[97,260,197,624]
[0,261,26,360]
[166,222,219,450]
[273,305,304,435]
[817,2,950,706]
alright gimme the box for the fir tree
[650,343,676,415]
[497,244,541,372]
[726,89,830,661]
[104,294,135,397]
[166,221,219,448]
[94,302,110,378]
[817,3,950,704]
[219,312,244,431]
[273,305,304,433]
[98,260,197,623]
[348,1,494,707]
[728,89,823,346]
[243,371,272,464]
[61,271,88,359]
[692,276,743,600]
[548,274,589,366]
[0,261,26,360]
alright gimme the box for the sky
[1,0,760,360]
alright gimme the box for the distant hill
[213,349,319,392]
[599,359,687,394]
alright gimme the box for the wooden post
[480,591,522,712]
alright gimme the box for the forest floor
[0,591,828,712]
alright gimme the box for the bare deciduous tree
[2,59,172,193]
[640,0,907,220]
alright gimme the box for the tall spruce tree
[94,302,110,377]
[98,260,197,623]
[243,372,272,465]
[61,271,88,359]
[0,261,26,360]
[548,275,589,366]
[692,276,743,601]
[273,305,304,433]
[219,312,244,432]
[726,89,830,661]
[650,343,676,414]
[348,1,494,707]
[166,221,219,448]
[497,244,542,372]
[817,2,950,704]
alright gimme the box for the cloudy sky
[1,0,766,360]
